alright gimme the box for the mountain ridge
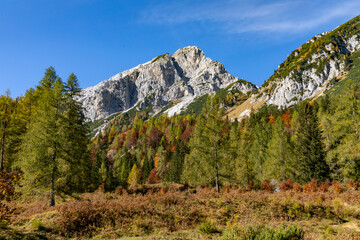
[79,46,257,122]
[228,15,360,119]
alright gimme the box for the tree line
[2,67,360,205]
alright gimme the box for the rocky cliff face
[228,16,360,120]
[79,46,257,121]
[266,34,360,107]
[263,16,360,108]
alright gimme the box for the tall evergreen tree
[294,102,329,183]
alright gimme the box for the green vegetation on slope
[264,15,360,89]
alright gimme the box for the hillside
[228,15,360,119]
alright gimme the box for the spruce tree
[295,102,329,183]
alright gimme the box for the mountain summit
[78,46,257,121]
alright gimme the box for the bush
[0,220,8,229]
[262,180,273,192]
[293,183,302,193]
[280,179,293,191]
[31,219,45,231]
[222,225,304,240]
[198,220,219,234]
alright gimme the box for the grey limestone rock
[78,46,257,121]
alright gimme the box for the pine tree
[113,150,134,187]
[142,148,154,184]
[234,122,255,186]
[294,102,329,183]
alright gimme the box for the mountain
[78,46,257,122]
[228,15,360,119]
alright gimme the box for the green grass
[263,15,360,90]
[154,101,175,118]
[180,94,208,115]
[151,54,168,63]
[87,112,121,138]
[327,50,360,96]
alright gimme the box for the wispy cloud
[140,0,360,35]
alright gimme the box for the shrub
[348,179,359,190]
[0,220,8,229]
[293,183,302,193]
[303,179,318,193]
[31,219,45,231]
[262,180,273,192]
[115,186,124,195]
[247,181,254,191]
[0,170,22,221]
[198,220,219,234]
[280,179,293,191]
[223,185,231,193]
[222,225,304,240]
[319,179,331,192]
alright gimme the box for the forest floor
[2,183,360,239]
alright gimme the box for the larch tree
[60,73,91,193]
[265,116,294,181]
[182,95,231,192]
[0,92,14,170]
[18,67,90,206]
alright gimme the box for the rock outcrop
[264,22,360,108]
[78,46,257,121]
[266,33,360,107]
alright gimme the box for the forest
[1,63,360,239]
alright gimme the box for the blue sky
[1,0,359,97]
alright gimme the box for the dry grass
[3,182,360,239]
[226,96,266,120]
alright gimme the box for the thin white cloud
[140,0,360,34]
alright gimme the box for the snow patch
[164,96,196,116]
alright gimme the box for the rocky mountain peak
[79,46,257,122]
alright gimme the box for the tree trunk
[49,153,56,207]
[214,135,219,193]
[281,155,286,181]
